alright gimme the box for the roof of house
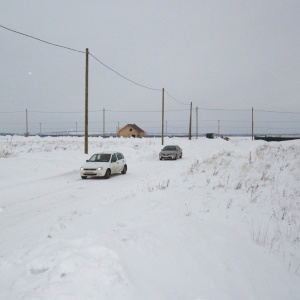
[119,124,145,133]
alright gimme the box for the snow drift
[0,135,299,299]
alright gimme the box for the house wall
[118,126,145,138]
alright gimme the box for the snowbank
[0,135,299,299]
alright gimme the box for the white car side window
[117,153,123,160]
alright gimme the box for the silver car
[159,145,182,160]
[80,152,127,179]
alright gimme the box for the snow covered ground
[0,135,299,299]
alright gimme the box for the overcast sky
[1,1,300,135]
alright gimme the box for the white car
[80,152,127,179]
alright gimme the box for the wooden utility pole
[103,108,105,137]
[162,88,164,145]
[252,107,254,140]
[165,120,167,136]
[25,109,29,137]
[196,106,198,139]
[188,102,192,140]
[84,48,89,154]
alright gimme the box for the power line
[106,109,188,113]
[2,23,300,116]
[29,110,84,114]
[28,109,121,114]
[1,108,300,116]
[0,26,299,116]
[0,24,85,53]
[0,108,189,114]
[164,90,190,106]
[1,24,161,92]
[255,109,300,114]
[200,119,299,123]
[198,107,250,112]
[89,52,161,91]
[254,120,300,123]
[0,111,25,114]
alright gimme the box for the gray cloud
[1,1,299,135]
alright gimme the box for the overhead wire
[0,24,161,92]
[198,107,250,112]
[0,24,85,53]
[89,52,161,92]
[1,22,300,136]
[255,109,300,114]
[1,108,300,116]
[0,111,24,114]
[105,109,189,112]
[28,108,189,113]
[28,110,83,114]
[164,90,190,106]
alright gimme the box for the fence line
[0,108,299,136]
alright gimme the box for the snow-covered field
[0,135,299,300]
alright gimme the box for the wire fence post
[196,106,198,139]
[252,107,254,140]
[162,88,164,145]
[103,108,105,137]
[84,48,89,154]
[25,109,29,137]
[189,102,192,140]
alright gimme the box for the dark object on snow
[206,133,218,139]
[254,135,300,142]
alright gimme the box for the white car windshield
[89,153,111,162]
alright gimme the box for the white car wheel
[104,169,111,179]
[122,165,127,174]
